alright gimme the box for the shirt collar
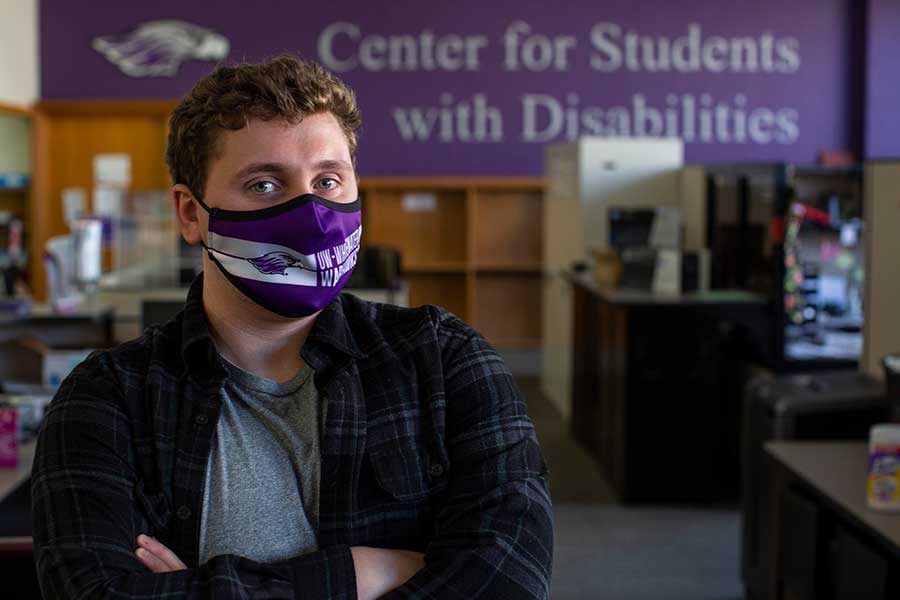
[180,273,367,375]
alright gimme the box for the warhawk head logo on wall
[92,20,230,78]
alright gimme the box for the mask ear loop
[191,192,217,257]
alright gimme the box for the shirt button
[194,414,209,426]
[429,463,445,478]
[177,505,192,520]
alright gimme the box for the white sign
[93,153,131,187]
[402,193,438,213]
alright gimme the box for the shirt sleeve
[382,312,554,599]
[31,358,357,600]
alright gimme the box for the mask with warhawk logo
[195,193,362,318]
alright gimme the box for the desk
[567,271,773,502]
[761,442,900,599]
[0,304,113,349]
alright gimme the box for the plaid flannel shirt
[31,274,553,599]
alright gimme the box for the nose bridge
[286,166,316,197]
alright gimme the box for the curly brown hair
[165,54,361,198]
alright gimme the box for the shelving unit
[0,106,34,293]
[359,177,544,348]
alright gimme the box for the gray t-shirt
[198,359,324,564]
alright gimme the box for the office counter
[566,271,774,502]
[761,442,900,600]
[0,303,114,349]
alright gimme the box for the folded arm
[31,360,357,600]
[382,318,554,599]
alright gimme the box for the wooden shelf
[359,177,545,348]
[474,262,542,273]
[471,188,543,268]
[472,273,542,349]
[407,273,469,322]
[361,176,543,191]
[362,186,467,266]
[403,261,469,274]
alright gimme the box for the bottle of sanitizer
[868,424,900,511]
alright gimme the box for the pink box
[0,407,18,468]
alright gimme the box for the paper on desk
[649,206,681,249]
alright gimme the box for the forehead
[211,112,352,171]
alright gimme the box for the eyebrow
[313,159,354,172]
[234,159,353,181]
[232,163,284,181]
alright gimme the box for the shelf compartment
[473,262,542,273]
[363,188,468,266]
[407,273,469,322]
[473,273,542,348]
[403,261,469,274]
[472,189,543,267]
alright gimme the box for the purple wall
[41,0,863,175]
[867,0,900,159]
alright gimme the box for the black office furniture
[762,442,900,600]
[568,271,773,502]
[742,374,890,600]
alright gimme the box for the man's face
[200,112,357,217]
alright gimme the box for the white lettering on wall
[318,22,487,72]
[588,22,800,74]
[316,20,806,149]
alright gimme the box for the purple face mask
[195,193,362,318]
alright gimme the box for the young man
[31,55,553,599]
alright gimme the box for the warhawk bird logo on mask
[247,252,312,276]
[92,20,230,78]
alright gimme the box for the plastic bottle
[867,424,900,511]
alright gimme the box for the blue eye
[251,181,277,193]
[316,178,338,191]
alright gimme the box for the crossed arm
[134,534,425,599]
[32,327,552,599]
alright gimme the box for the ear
[173,184,205,246]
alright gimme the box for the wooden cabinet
[360,177,543,348]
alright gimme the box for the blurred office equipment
[347,246,402,290]
[544,139,681,420]
[44,218,104,312]
[741,371,889,600]
[542,137,707,419]
[706,163,864,371]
